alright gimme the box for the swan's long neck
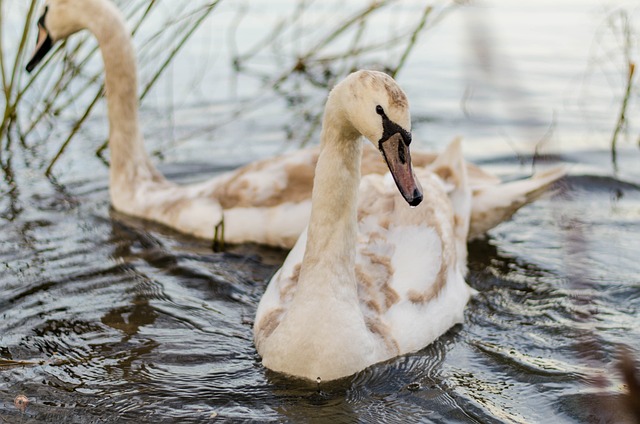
[85,0,160,191]
[257,83,394,380]
[297,105,363,296]
[263,100,375,380]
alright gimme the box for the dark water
[2,0,640,422]
[1,157,639,423]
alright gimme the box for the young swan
[25,0,320,248]
[254,71,474,382]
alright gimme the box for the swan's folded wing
[355,172,472,355]
[191,147,319,209]
[253,228,308,348]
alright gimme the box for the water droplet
[316,376,322,384]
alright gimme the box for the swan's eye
[376,105,384,115]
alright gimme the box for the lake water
[1,0,639,422]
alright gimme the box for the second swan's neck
[86,0,159,185]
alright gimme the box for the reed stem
[610,62,636,170]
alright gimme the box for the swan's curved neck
[298,105,362,294]
[84,0,156,184]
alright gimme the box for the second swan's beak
[26,12,53,73]
[379,132,423,207]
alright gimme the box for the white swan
[26,0,317,248]
[27,0,564,249]
[254,70,475,381]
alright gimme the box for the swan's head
[331,70,423,206]
[26,0,89,72]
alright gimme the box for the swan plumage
[254,71,474,381]
[26,0,323,247]
[28,0,564,249]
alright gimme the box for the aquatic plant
[0,1,39,148]
[229,0,452,147]
[607,10,637,170]
[581,7,639,171]
[1,0,224,176]
[0,0,452,177]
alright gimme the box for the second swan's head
[26,0,108,72]
[329,70,423,206]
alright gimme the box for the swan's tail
[468,165,567,239]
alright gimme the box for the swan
[254,70,475,382]
[26,0,316,248]
[26,0,564,249]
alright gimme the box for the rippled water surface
[2,0,640,422]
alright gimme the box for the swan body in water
[27,0,564,249]
[254,70,475,381]
[26,0,314,248]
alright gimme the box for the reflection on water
[1,0,640,423]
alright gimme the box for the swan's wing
[356,139,473,355]
[468,166,567,239]
[190,147,320,209]
[355,167,472,355]
[363,138,500,187]
[466,162,502,188]
[422,138,472,272]
[417,139,566,240]
[427,139,471,233]
[179,147,318,247]
[253,227,308,348]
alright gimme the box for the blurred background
[1,0,639,422]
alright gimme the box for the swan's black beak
[26,8,53,73]
[379,131,423,207]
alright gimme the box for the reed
[0,0,224,175]
[227,0,456,146]
[1,0,452,176]
[0,0,39,149]
[608,10,638,171]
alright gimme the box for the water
[2,0,640,422]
